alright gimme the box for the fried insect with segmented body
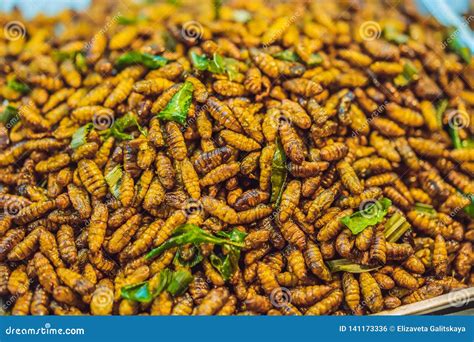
[57,225,77,266]
[304,240,332,282]
[279,220,306,250]
[432,234,448,278]
[34,252,58,293]
[165,122,187,161]
[7,227,42,261]
[305,289,343,315]
[359,273,383,313]
[78,159,108,199]
[67,184,91,219]
[88,202,108,253]
[278,180,301,223]
[199,162,240,187]
[234,189,269,211]
[39,230,64,268]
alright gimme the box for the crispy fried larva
[78,159,108,199]
[359,273,383,313]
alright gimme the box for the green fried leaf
[213,0,223,20]
[464,194,474,218]
[146,224,245,261]
[174,244,203,267]
[272,50,299,62]
[121,282,152,303]
[394,61,418,87]
[383,25,409,44]
[70,123,93,149]
[0,105,19,126]
[101,112,145,140]
[166,269,193,296]
[270,139,287,205]
[211,229,247,281]
[105,165,122,199]
[327,259,381,273]
[116,51,168,70]
[7,79,30,94]
[190,52,239,81]
[117,15,147,25]
[447,28,471,64]
[414,202,436,216]
[75,52,87,73]
[157,81,193,124]
[340,198,392,235]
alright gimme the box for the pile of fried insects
[0,0,472,316]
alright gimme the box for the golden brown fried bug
[432,234,448,278]
[34,252,58,294]
[199,162,240,187]
[57,224,77,266]
[165,122,187,161]
[67,184,91,219]
[369,225,386,265]
[78,159,108,199]
[88,202,108,253]
[234,189,269,211]
[305,289,343,315]
[206,97,243,133]
[56,267,94,296]
[342,273,360,313]
[359,272,383,313]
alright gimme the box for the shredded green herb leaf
[100,112,145,140]
[174,245,203,268]
[117,15,148,25]
[383,24,409,44]
[190,52,239,81]
[70,123,93,149]
[270,139,287,206]
[116,51,168,70]
[272,50,300,62]
[146,224,245,261]
[0,105,19,125]
[394,61,418,87]
[105,165,122,199]
[75,52,87,73]
[7,79,30,94]
[340,198,392,235]
[120,268,191,302]
[210,229,247,281]
[464,194,474,219]
[166,269,193,296]
[157,81,193,124]
[447,27,471,64]
[414,202,436,216]
[327,259,380,273]
[213,0,223,20]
